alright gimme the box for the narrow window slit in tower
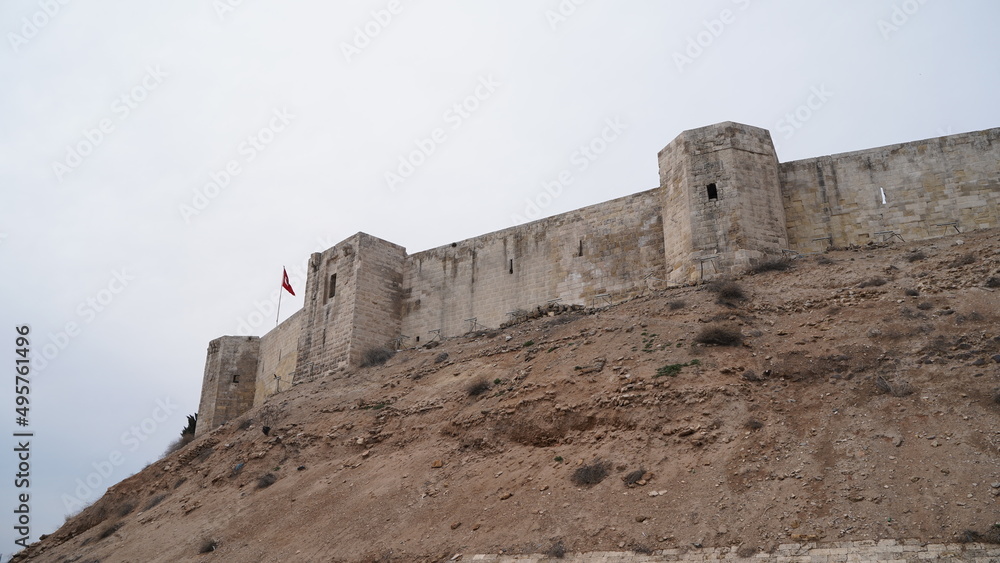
[509,259,514,274]
[328,273,337,298]
[232,374,239,383]
[706,183,718,200]
[578,240,583,257]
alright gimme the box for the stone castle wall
[253,309,302,406]
[780,127,1000,253]
[195,336,259,436]
[659,122,788,281]
[195,121,1000,434]
[462,538,1000,562]
[400,189,665,342]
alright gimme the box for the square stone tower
[293,232,406,378]
[658,122,788,282]
[195,335,259,436]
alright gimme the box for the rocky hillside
[17,229,1000,562]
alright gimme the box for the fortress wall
[400,189,664,341]
[346,234,406,365]
[196,336,259,436]
[294,237,365,378]
[780,127,1000,253]
[253,309,302,407]
[196,121,1000,432]
[658,133,695,282]
[659,122,787,282]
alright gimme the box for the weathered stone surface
[198,122,1000,432]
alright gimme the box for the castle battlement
[196,121,1000,435]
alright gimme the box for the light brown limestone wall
[659,122,787,282]
[195,335,259,436]
[658,133,694,283]
[464,538,1000,562]
[346,234,405,365]
[294,235,364,378]
[780,127,1000,253]
[293,233,406,378]
[400,190,664,342]
[253,309,302,406]
[197,121,1000,432]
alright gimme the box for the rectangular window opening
[232,374,239,383]
[706,183,718,200]
[328,273,337,298]
[509,259,514,274]
[578,240,583,257]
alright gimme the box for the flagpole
[275,268,283,327]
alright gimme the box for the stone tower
[659,122,788,282]
[195,335,259,436]
[293,232,406,378]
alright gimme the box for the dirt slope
[18,229,1000,562]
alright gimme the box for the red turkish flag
[281,268,295,296]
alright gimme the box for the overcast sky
[1,0,999,555]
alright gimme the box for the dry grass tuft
[695,325,743,346]
[571,459,611,486]
[360,346,395,367]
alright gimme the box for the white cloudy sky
[1,0,999,553]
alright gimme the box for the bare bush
[668,300,686,311]
[958,526,1000,544]
[949,252,976,268]
[98,522,123,540]
[256,473,278,489]
[815,255,834,265]
[545,540,567,558]
[199,538,220,553]
[875,375,914,397]
[707,280,746,302]
[466,378,491,397]
[695,325,743,346]
[858,277,887,288]
[571,459,611,486]
[360,346,395,367]
[144,494,167,511]
[750,258,792,274]
[164,433,194,456]
[904,251,926,262]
